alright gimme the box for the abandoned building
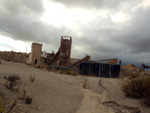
[24,37,121,78]
[79,58,121,78]
[26,43,42,65]
[59,36,72,67]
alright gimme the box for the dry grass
[35,64,48,69]
[30,74,36,83]
[122,76,150,106]
[67,71,78,76]
[6,74,21,91]
[0,96,17,113]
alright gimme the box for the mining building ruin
[0,36,121,78]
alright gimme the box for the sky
[0,0,150,66]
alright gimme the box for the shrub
[0,97,17,112]
[122,76,150,106]
[35,65,40,68]
[67,71,78,76]
[25,97,32,104]
[8,75,20,83]
[82,79,88,89]
[30,74,36,83]
[6,74,21,90]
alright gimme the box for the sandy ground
[0,60,150,113]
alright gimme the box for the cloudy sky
[0,0,150,66]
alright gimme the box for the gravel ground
[0,60,83,113]
[0,60,150,113]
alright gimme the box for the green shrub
[122,76,150,105]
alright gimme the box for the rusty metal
[96,58,118,64]
[69,55,90,69]
[141,63,150,70]
[59,36,72,67]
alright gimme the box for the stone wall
[0,51,29,63]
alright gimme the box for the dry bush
[82,79,88,89]
[6,74,21,91]
[35,64,47,68]
[25,97,32,104]
[30,74,36,83]
[8,75,20,83]
[0,97,17,113]
[67,71,78,76]
[122,76,150,106]
[35,65,41,68]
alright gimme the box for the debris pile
[122,64,140,71]
[0,51,28,63]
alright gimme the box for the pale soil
[0,60,150,113]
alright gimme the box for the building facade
[29,43,42,65]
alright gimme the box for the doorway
[35,59,37,64]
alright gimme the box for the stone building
[28,43,42,65]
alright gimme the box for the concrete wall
[30,43,42,65]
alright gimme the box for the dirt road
[0,60,150,113]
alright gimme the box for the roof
[32,43,42,46]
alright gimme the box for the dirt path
[0,60,150,113]
[0,60,83,113]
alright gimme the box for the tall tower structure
[59,36,72,66]
[30,43,42,65]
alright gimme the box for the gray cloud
[71,7,150,66]
[0,0,71,49]
[0,0,150,66]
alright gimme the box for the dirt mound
[122,64,140,71]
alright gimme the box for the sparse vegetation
[23,90,26,100]
[122,76,150,106]
[6,74,21,91]
[82,79,88,89]
[30,74,36,83]
[67,71,78,76]
[98,80,102,87]
[0,97,17,113]
[0,92,5,98]
[8,75,20,83]
[25,97,32,104]
[35,64,48,69]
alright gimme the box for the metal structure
[141,63,150,70]
[59,36,72,67]
[46,36,72,67]
[96,58,118,64]
[79,62,121,78]
[69,55,90,69]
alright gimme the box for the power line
[0,25,18,39]
[0,25,31,53]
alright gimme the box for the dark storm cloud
[0,0,149,66]
[71,7,150,66]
